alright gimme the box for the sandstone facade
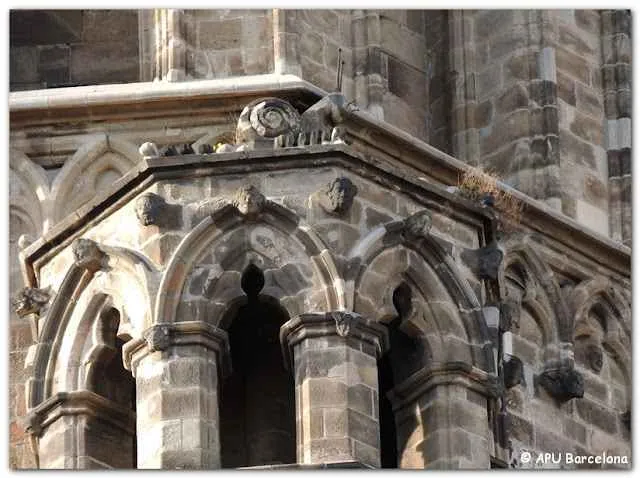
[9,10,631,469]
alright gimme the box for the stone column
[24,391,135,469]
[280,312,389,468]
[124,321,230,469]
[388,363,497,469]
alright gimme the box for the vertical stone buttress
[273,9,302,77]
[126,322,230,469]
[352,10,385,120]
[139,9,186,82]
[280,312,389,467]
[602,10,631,245]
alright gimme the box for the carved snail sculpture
[236,97,302,145]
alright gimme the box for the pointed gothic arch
[50,136,140,222]
[155,199,343,326]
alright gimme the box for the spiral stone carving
[236,97,301,147]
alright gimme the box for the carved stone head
[319,177,358,214]
[12,287,51,317]
[135,192,167,227]
[403,210,432,239]
[233,185,266,216]
[72,238,106,271]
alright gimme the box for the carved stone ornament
[331,311,358,337]
[232,185,266,216]
[72,238,107,272]
[536,367,584,402]
[135,192,168,227]
[585,342,604,373]
[318,177,358,215]
[460,241,505,281]
[12,287,51,317]
[402,210,433,239]
[236,97,301,148]
[139,141,160,158]
[144,325,171,352]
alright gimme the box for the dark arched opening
[379,283,428,468]
[87,308,137,468]
[219,264,296,468]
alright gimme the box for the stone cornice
[24,390,135,438]
[280,312,390,369]
[9,74,325,125]
[387,361,501,411]
[122,321,231,379]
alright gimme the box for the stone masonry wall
[459,10,620,237]
[10,10,139,90]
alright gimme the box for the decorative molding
[123,321,231,378]
[280,312,390,369]
[24,390,136,438]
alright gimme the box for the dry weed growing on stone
[457,168,523,232]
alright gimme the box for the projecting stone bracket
[460,241,505,281]
[535,366,584,403]
[135,192,182,229]
[314,176,358,216]
[12,286,52,343]
[72,238,108,272]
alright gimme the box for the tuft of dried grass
[458,168,523,232]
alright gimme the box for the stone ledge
[388,361,500,411]
[24,390,135,438]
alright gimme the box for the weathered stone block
[556,47,590,84]
[304,379,348,407]
[575,398,618,435]
[576,83,603,118]
[570,111,602,144]
[562,418,587,444]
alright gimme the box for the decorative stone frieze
[72,238,107,272]
[316,177,358,215]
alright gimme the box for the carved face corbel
[232,185,266,217]
[72,238,107,272]
[317,176,358,215]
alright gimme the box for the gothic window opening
[86,308,137,468]
[219,264,296,468]
[378,282,427,468]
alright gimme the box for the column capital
[279,311,389,369]
[24,390,135,438]
[123,321,231,378]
